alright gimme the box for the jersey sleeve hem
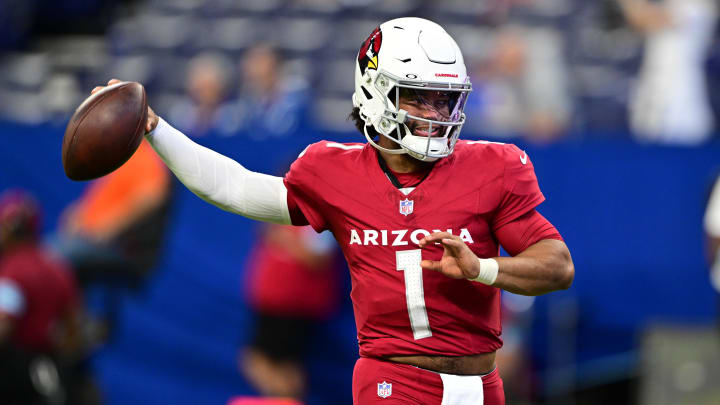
[493,193,545,231]
[283,170,329,233]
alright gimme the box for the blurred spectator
[0,190,85,405]
[496,292,536,405]
[51,140,171,285]
[240,224,340,399]
[619,0,718,145]
[467,25,571,142]
[0,1,35,50]
[41,73,83,125]
[168,52,234,137]
[48,140,172,341]
[217,44,310,138]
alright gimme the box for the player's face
[397,89,454,137]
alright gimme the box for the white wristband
[471,258,499,285]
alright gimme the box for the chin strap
[363,124,406,155]
[361,109,449,162]
[364,123,444,162]
[402,134,448,160]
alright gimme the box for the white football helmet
[352,17,472,162]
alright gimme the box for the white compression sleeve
[145,118,291,225]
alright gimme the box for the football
[62,81,148,181]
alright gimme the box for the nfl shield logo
[377,381,392,398]
[399,198,414,216]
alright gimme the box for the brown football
[62,81,148,181]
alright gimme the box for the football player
[0,190,83,404]
[95,17,574,404]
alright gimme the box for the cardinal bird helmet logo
[358,26,382,75]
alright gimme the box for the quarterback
[96,17,573,404]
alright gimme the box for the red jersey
[0,243,80,352]
[284,140,545,358]
[247,225,339,319]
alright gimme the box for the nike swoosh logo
[520,152,527,165]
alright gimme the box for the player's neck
[378,150,433,174]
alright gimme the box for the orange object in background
[70,139,169,240]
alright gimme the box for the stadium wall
[0,121,717,404]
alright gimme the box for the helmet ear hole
[361,86,373,100]
[388,85,398,108]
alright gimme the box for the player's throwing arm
[90,79,292,225]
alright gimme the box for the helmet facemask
[359,71,471,162]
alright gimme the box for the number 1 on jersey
[396,249,431,340]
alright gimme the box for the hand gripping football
[62,81,148,181]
